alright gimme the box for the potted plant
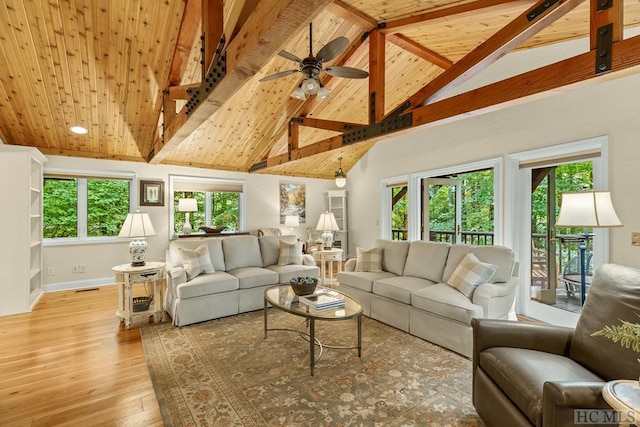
[315,239,324,251]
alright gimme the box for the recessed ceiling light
[70,126,88,135]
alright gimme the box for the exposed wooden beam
[295,117,365,132]
[369,30,386,123]
[326,0,377,29]
[167,0,201,87]
[254,34,640,171]
[166,83,201,100]
[387,33,453,69]
[202,0,224,78]
[149,0,333,164]
[379,0,529,34]
[402,0,585,112]
[411,35,640,127]
[590,0,622,50]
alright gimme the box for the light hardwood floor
[0,286,164,426]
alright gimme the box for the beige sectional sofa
[165,235,319,326]
[337,239,518,357]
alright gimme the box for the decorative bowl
[199,226,226,234]
[290,276,318,296]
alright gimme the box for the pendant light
[335,157,346,188]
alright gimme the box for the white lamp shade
[118,212,156,238]
[291,86,306,100]
[556,191,623,228]
[316,211,339,231]
[178,198,198,212]
[284,215,299,227]
[335,176,346,188]
[302,77,320,95]
[317,86,329,99]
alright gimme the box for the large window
[43,170,133,241]
[170,175,245,236]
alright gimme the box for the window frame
[43,168,136,246]
[168,174,246,238]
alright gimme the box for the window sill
[44,237,126,247]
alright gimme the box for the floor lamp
[555,191,622,305]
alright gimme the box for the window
[43,170,134,242]
[169,175,245,236]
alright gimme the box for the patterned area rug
[141,309,483,426]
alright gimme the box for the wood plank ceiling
[1,0,639,179]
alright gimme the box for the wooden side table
[602,379,640,426]
[113,261,165,329]
[313,248,343,286]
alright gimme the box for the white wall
[345,48,640,269]
[43,156,336,290]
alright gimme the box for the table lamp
[178,198,198,234]
[118,211,156,266]
[284,214,300,240]
[316,211,339,249]
[555,191,622,305]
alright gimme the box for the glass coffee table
[263,285,362,376]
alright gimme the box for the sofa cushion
[355,246,383,272]
[337,271,396,292]
[442,244,514,283]
[411,283,483,323]
[447,252,497,298]
[266,264,320,284]
[223,236,264,270]
[175,271,239,299]
[571,263,640,381]
[169,237,226,272]
[228,267,278,289]
[374,239,411,276]
[402,240,451,282]
[373,276,435,304]
[278,240,304,266]
[179,244,215,280]
[259,235,297,266]
[479,347,603,426]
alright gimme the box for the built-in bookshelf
[0,146,47,316]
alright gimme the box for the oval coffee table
[263,285,362,376]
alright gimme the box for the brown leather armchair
[472,263,640,427]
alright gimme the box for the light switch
[632,232,640,246]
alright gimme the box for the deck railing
[391,229,494,246]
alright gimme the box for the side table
[602,379,640,426]
[113,261,165,329]
[313,248,343,286]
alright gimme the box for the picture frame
[279,182,306,224]
[140,180,164,206]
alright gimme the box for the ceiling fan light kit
[260,22,368,100]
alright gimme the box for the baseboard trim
[44,277,114,293]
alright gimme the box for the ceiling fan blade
[324,66,369,79]
[278,50,302,64]
[316,37,349,63]
[259,69,300,82]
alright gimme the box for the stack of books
[299,289,345,310]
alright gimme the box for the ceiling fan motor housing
[301,57,322,78]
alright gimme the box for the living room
[3,1,640,425]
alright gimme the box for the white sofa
[337,239,518,357]
[165,235,319,326]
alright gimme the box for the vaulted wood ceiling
[1,0,639,179]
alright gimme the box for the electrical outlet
[47,267,55,276]
[72,265,78,273]
[78,264,86,273]
[633,232,640,246]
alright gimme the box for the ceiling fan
[259,22,369,99]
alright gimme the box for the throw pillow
[179,244,215,280]
[447,252,497,298]
[278,240,303,266]
[355,246,383,272]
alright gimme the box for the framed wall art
[279,183,306,224]
[140,180,164,206]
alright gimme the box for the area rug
[141,309,483,426]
